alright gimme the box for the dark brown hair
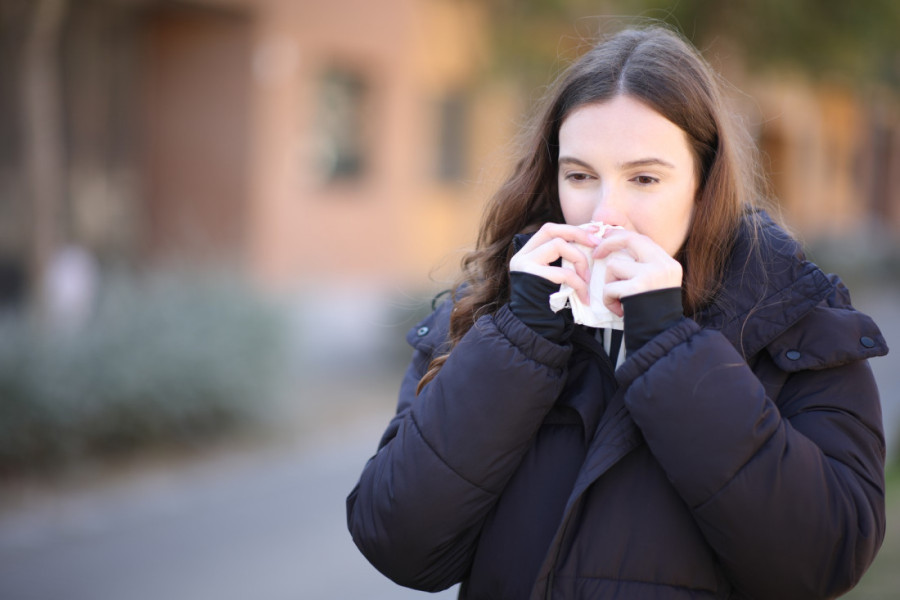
[419,25,765,392]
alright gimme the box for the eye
[632,175,659,185]
[564,172,594,182]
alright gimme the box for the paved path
[0,410,458,600]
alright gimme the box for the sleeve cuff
[622,287,684,354]
[509,271,573,343]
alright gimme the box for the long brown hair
[419,25,766,392]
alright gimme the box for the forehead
[559,96,693,163]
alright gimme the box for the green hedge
[0,271,287,471]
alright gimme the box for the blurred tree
[644,0,900,86]
[21,0,69,320]
[481,0,605,89]
[482,0,900,89]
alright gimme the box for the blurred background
[0,0,898,598]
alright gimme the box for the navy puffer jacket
[347,213,888,599]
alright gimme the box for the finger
[523,222,601,252]
[609,299,624,318]
[605,255,683,296]
[604,254,641,284]
[594,230,663,262]
[515,236,593,283]
[549,238,593,283]
[601,280,630,317]
[529,265,591,304]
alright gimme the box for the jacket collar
[693,210,834,359]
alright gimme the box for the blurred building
[1,0,899,308]
[1,0,516,303]
[752,78,900,242]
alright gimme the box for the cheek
[558,187,589,225]
[674,207,694,253]
[644,190,695,256]
[667,190,696,254]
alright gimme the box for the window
[436,91,468,183]
[314,68,368,181]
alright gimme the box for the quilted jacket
[347,212,888,599]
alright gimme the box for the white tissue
[548,222,626,329]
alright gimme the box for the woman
[347,26,888,599]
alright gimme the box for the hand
[509,223,601,304]
[593,229,683,317]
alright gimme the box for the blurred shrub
[0,270,288,472]
[805,234,900,293]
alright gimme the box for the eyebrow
[619,157,676,170]
[557,156,676,170]
[557,156,593,170]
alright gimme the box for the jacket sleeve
[346,303,571,591]
[617,305,887,600]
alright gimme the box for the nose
[590,185,626,226]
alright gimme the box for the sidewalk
[0,376,458,600]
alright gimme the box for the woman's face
[557,95,698,257]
